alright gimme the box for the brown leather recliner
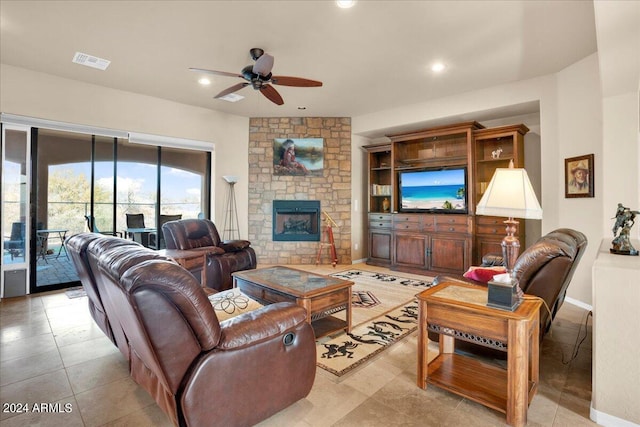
[429,228,587,355]
[162,218,257,291]
[91,239,315,426]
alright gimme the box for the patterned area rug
[317,270,435,377]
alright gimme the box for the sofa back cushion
[67,233,116,340]
[514,228,587,330]
[66,232,108,310]
[85,237,146,357]
[106,259,221,394]
[162,218,222,250]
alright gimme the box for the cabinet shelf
[476,157,514,164]
[371,166,392,171]
[396,156,468,170]
[473,124,528,264]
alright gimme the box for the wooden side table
[417,281,542,427]
[157,249,209,285]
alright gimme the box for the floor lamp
[222,175,240,241]
[475,160,542,305]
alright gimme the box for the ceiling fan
[190,48,323,105]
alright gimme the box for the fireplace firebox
[272,200,321,242]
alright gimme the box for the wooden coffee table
[232,266,353,338]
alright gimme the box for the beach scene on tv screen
[401,169,466,211]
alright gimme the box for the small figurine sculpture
[382,197,390,213]
[491,147,503,159]
[610,203,639,256]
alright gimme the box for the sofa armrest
[199,246,226,256]
[219,239,251,252]
[181,301,316,427]
[217,302,308,350]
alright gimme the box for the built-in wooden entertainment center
[364,121,529,276]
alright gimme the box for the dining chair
[125,213,146,243]
[148,214,182,249]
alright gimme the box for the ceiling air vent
[219,93,244,102]
[72,52,110,71]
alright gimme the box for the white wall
[555,54,603,304]
[601,92,640,238]
[0,64,250,236]
[594,0,640,240]
[352,54,604,306]
[351,134,372,262]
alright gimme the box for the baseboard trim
[591,402,640,427]
[565,296,592,311]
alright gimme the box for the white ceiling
[1,1,597,121]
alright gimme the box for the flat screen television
[398,167,468,213]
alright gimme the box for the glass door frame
[1,123,32,298]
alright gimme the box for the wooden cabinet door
[369,229,392,265]
[430,235,469,274]
[394,232,428,269]
[475,237,503,265]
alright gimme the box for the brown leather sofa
[429,228,587,355]
[68,233,316,426]
[162,218,257,291]
[66,233,141,348]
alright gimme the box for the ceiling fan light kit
[189,48,322,105]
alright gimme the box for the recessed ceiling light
[198,77,211,85]
[218,93,244,102]
[336,0,356,9]
[431,62,446,73]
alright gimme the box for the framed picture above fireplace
[273,138,324,176]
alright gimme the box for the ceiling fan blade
[260,84,284,105]
[214,82,249,98]
[271,76,323,87]
[189,67,242,78]
[253,53,274,76]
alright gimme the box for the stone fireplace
[272,200,321,242]
[248,117,351,265]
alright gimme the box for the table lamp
[476,160,542,305]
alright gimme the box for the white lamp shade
[476,168,543,219]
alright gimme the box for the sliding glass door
[34,129,92,291]
[27,129,211,292]
[1,117,213,295]
[160,146,210,219]
[116,140,158,242]
[93,136,117,235]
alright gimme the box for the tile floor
[0,263,596,426]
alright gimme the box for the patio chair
[84,215,122,237]
[4,222,25,260]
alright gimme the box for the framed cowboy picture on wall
[565,154,594,198]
